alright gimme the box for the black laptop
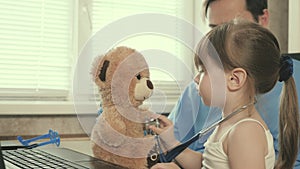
[0,142,126,169]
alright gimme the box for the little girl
[150,20,299,169]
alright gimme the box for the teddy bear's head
[92,46,154,108]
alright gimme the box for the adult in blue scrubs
[168,0,300,168]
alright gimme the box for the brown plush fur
[91,46,157,169]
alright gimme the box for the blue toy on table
[17,129,60,149]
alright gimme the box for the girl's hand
[150,162,180,169]
[149,115,173,134]
[149,115,179,150]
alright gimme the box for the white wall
[288,0,300,53]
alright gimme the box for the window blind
[0,0,74,100]
[90,0,194,111]
[91,0,194,82]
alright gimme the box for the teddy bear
[90,46,159,169]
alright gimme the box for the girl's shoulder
[228,118,269,141]
[225,118,269,154]
[220,118,268,142]
[222,118,273,168]
[232,118,268,132]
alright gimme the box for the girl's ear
[227,68,247,91]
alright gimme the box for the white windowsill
[0,101,175,115]
[0,81,180,115]
[0,101,78,115]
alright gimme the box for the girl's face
[194,66,212,106]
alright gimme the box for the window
[289,0,300,53]
[85,0,197,112]
[0,0,74,100]
[1,0,205,114]
[91,0,195,81]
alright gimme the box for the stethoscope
[153,100,256,163]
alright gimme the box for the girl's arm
[150,115,203,169]
[226,121,268,169]
[172,147,203,169]
[151,149,202,169]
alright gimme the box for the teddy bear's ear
[99,60,110,81]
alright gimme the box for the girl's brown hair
[195,20,299,169]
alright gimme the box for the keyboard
[3,149,89,169]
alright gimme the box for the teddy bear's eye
[136,74,141,80]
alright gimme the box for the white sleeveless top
[201,118,275,169]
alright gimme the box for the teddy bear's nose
[147,80,154,90]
